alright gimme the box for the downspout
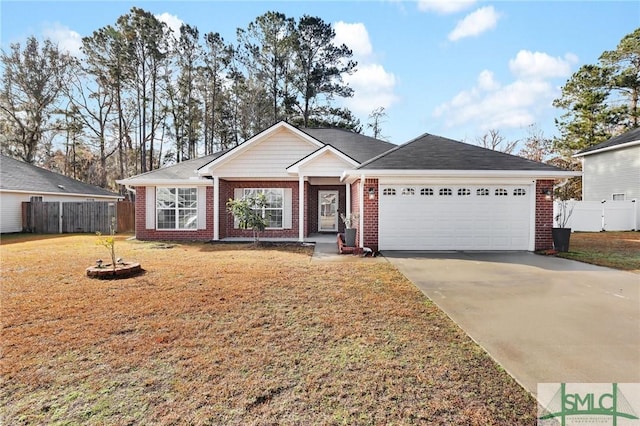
[579,156,585,200]
[359,174,365,248]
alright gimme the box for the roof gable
[287,145,359,175]
[359,133,564,172]
[575,127,640,157]
[198,121,324,176]
[117,123,397,183]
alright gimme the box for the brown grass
[1,234,536,424]
[557,231,640,271]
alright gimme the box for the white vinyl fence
[554,200,639,232]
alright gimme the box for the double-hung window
[243,188,284,228]
[156,188,198,229]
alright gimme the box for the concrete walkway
[384,251,640,395]
[308,234,387,263]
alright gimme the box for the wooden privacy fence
[22,201,135,234]
[116,201,135,233]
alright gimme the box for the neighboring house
[117,121,576,251]
[0,155,122,233]
[574,127,640,202]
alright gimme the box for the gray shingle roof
[300,128,396,163]
[0,155,121,197]
[359,133,564,171]
[122,128,393,181]
[126,152,226,180]
[576,127,640,155]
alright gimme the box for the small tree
[226,193,268,243]
[96,216,117,271]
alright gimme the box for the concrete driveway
[384,251,640,395]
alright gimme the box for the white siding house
[574,128,640,202]
[0,155,122,233]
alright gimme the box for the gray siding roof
[577,127,640,155]
[300,128,396,163]
[0,155,120,197]
[359,133,564,171]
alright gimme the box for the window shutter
[233,188,243,228]
[283,188,292,229]
[145,187,155,229]
[197,186,207,229]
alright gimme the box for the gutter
[341,169,581,182]
[573,140,640,157]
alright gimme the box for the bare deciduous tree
[475,129,517,154]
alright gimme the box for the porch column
[346,182,351,217]
[298,175,305,242]
[213,176,219,240]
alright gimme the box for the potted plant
[553,198,575,252]
[340,212,359,247]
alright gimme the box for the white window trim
[243,188,285,229]
[612,193,625,201]
[156,187,198,230]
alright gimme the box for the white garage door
[379,184,532,251]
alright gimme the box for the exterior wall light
[368,187,376,200]
[541,188,552,200]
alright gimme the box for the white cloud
[417,0,476,14]
[477,70,499,91]
[343,64,398,113]
[156,12,183,38]
[42,23,82,57]
[433,50,578,132]
[509,50,578,80]
[333,21,372,58]
[448,6,500,41]
[333,22,398,114]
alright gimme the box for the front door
[318,190,338,232]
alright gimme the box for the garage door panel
[379,184,531,251]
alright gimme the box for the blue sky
[1,1,638,149]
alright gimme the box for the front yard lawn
[557,231,640,271]
[1,235,535,424]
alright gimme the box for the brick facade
[134,186,214,241]
[134,178,556,250]
[362,178,379,251]
[219,180,300,239]
[535,179,555,250]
